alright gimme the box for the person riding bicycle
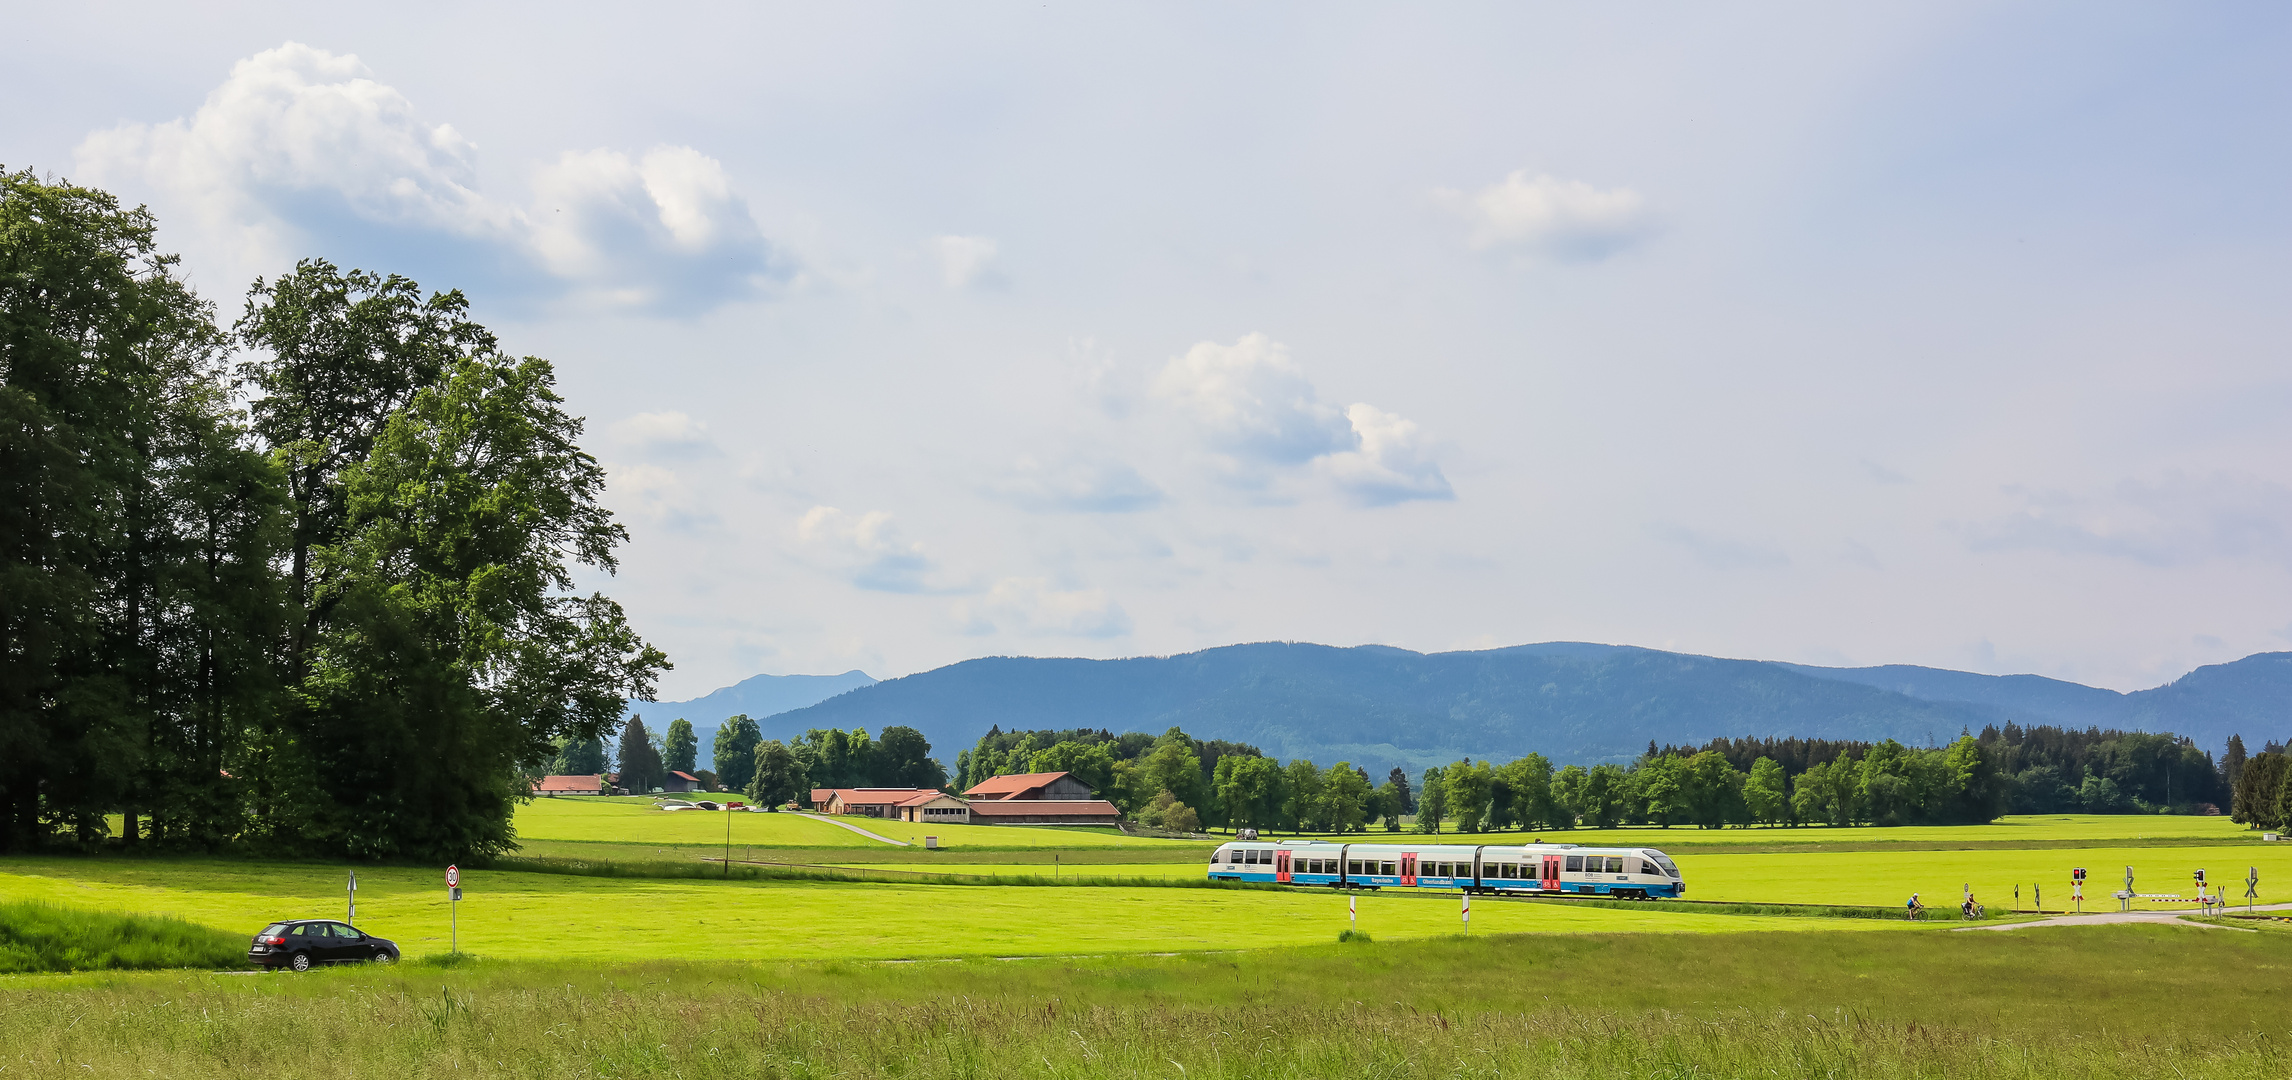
[1906,892,1924,920]
[1961,894,1978,919]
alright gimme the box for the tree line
[0,170,665,858]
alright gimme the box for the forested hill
[760,643,2292,775]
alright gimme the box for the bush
[1337,928,1373,943]
[0,901,246,973]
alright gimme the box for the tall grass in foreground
[0,901,243,973]
[5,928,2289,1078]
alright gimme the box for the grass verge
[0,900,243,973]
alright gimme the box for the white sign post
[347,870,357,925]
[1349,893,1356,929]
[1462,890,1470,932]
[446,865,462,953]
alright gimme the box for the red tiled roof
[961,771,1071,799]
[820,787,944,806]
[964,799,1119,817]
[534,774,603,792]
[671,771,700,782]
[895,791,959,807]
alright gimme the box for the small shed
[663,771,703,793]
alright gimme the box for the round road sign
[446,864,460,888]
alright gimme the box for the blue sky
[10,3,2292,694]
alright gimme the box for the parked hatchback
[248,920,399,971]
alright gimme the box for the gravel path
[1958,900,2292,932]
[798,813,909,846]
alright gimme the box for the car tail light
[261,936,286,945]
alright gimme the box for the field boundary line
[798,814,908,846]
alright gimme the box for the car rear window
[258,924,287,936]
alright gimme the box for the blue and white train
[1208,840,1684,898]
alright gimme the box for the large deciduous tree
[662,718,698,775]
[711,714,761,793]
[1,169,284,853]
[287,354,665,857]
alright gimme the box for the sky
[9,3,2292,697]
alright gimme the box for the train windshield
[1212,847,1231,864]
[1644,852,1680,878]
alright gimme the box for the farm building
[961,771,1100,801]
[965,798,1122,825]
[892,790,974,823]
[663,771,704,793]
[534,774,606,796]
[811,787,948,817]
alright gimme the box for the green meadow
[0,855,1918,964]
[5,927,2288,1078]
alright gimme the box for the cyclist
[1906,892,1924,920]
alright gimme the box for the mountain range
[629,644,2292,778]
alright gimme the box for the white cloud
[608,462,715,532]
[1435,170,1655,261]
[989,454,1163,512]
[795,506,939,593]
[1155,333,1453,503]
[934,235,1000,289]
[609,410,720,459]
[74,42,777,314]
[951,578,1132,638]
[1320,404,1454,505]
[1154,333,1354,469]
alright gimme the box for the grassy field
[4,927,2288,1078]
[515,798,1203,850]
[0,854,1932,964]
[0,900,247,973]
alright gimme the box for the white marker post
[1349,893,1356,929]
[348,870,357,925]
[446,864,462,954]
[1461,890,1471,932]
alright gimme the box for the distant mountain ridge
[736,643,2292,778]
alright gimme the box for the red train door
[1542,855,1562,891]
[1274,849,1292,884]
[1400,853,1418,887]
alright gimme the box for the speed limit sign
[446,864,460,888]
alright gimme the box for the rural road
[1960,901,2292,933]
[799,813,909,846]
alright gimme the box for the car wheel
[373,948,395,964]
[289,952,312,973]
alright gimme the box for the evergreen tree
[617,717,665,794]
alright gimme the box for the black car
[247,919,399,971]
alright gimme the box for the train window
[1347,860,1361,875]
[1565,855,1583,873]
[1604,857,1625,874]
[1381,861,1397,876]
[1640,860,1660,876]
